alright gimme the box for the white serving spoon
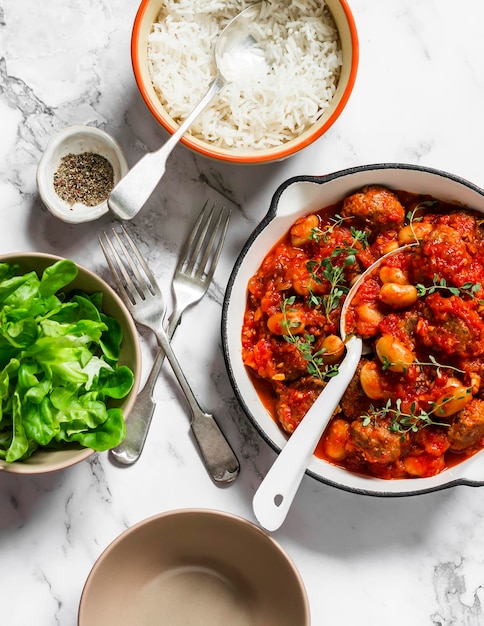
[108,2,265,221]
[253,245,412,532]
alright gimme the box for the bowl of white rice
[131,0,358,164]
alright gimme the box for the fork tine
[181,200,211,275]
[180,202,231,281]
[189,204,217,276]
[99,232,137,303]
[99,226,158,305]
[100,230,143,305]
[200,204,230,284]
[197,204,224,276]
[116,226,159,295]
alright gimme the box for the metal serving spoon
[253,245,413,532]
[109,2,265,221]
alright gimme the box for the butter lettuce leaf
[0,260,133,462]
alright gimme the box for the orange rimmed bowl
[131,0,358,164]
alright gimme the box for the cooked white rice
[147,0,342,150]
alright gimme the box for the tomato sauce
[242,185,484,479]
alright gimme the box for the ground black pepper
[53,152,114,207]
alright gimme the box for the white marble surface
[2,0,484,624]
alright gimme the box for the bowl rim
[0,252,141,474]
[36,125,129,224]
[222,162,484,496]
[130,0,359,163]
[78,507,311,624]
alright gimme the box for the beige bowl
[78,509,310,626]
[0,253,141,474]
[131,0,358,164]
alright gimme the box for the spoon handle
[108,76,225,221]
[252,336,362,532]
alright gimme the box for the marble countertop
[2,0,484,624]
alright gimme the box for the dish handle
[456,452,484,485]
[270,177,329,219]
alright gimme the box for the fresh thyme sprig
[380,353,465,377]
[361,397,450,437]
[415,274,482,300]
[405,200,438,243]
[279,296,304,333]
[306,228,369,319]
[309,213,348,243]
[306,258,348,318]
[280,296,340,382]
[290,333,340,381]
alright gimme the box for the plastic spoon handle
[252,336,362,532]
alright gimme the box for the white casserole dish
[222,163,484,496]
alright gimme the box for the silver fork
[100,224,239,483]
[108,202,230,466]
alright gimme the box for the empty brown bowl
[78,508,310,626]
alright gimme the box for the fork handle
[153,324,239,483]
[190,412,240,483]
[109,309,184,465]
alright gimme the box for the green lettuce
[0,259,134,462]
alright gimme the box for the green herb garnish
[306,227,369,319]
[280,296,339,382]
[309,213,348,243]
[361,398,450,438]
[380,353,465,377]
[416,274,482,300]
[405,200,438,243]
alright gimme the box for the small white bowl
[37,126,128,224]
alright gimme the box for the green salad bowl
[0,252,141,474]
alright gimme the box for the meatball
[448,398,484,451]
[245,338,309,381]
[416,293,484,358]
[456,356,484,388]
[340,361,373,419]
[341,186,405,232]
[411,224,471,285]
[349,418,407,464]
[275,376,324,434]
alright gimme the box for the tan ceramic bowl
[78,509,310,626]
[131,0,358,164]
[0,253,141,474]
